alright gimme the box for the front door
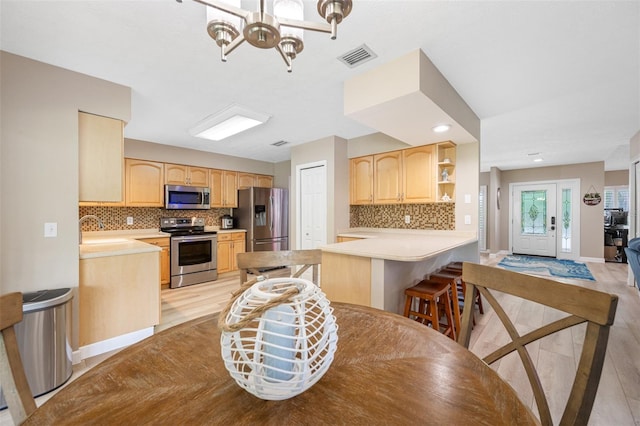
[512,183,557,257]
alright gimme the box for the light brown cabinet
[350,142,445,205]
[165,163,209,186]
[125,159,164,207]
[373,151,403,204]
[403,145,436,203]
[210,169,238,208]
[138,237,170,288]
[78,112,124,204]
[350,156,374,205]
[238,173,274,189]
[337,236,364,243]
[217,232,246,274]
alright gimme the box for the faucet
[79,215,105,244]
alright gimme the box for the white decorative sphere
[220,278,338,400]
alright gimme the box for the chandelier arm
[275,44,293,73]
[193,0,249,20]
[225,34,246,56]
[278,17,332,35]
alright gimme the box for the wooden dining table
[24,302,539,425]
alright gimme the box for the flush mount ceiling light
[528,152,544,163]
[190,105,271,141]
[180,0,352,72]
[432,124,451,133]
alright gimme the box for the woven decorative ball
[219,277,338,400]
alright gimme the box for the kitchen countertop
[322,228,477,262]
[80,228,246,259]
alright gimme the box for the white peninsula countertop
[320,228,478,314]
[80,229,169,259]
[322,228,477,262]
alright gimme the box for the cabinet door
[350,156,373,205]
[217,240,232,274]
[223,171,238,207]
[126,159,164,207]
[403,145,435,203]
[238,173,255,189]
[189,167,209,187]
[79,112,124,202]
[374,151,403,204]
[255,175,273,188]
[165,163,188,185]
[209,169,224,207]
[160,247,170,286]
[231,234,246,271]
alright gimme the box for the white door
[512,183,557,257]
[299,165,326,249]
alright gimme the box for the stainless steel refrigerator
[236,187,288,252]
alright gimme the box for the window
[604,186,629,211]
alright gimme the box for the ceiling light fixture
[432,124,451,133]
[182,0,352,72]
[190,104,270,141]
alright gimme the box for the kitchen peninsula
[320,229,478,315]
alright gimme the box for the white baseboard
[73,327,154,364]
[579,256,605,263]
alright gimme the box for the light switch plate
[464,194,471,203]
[464,215,471,225]
[44,222,57,237]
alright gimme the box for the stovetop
[160,217,216,235]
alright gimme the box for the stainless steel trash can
[0,288,73,409]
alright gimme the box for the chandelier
[188,0,352,72]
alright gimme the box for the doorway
[297,162,327,250]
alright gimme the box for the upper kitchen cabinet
[350,156,374,205]
[165,163,209,187]
[78,112,124,203]
[125,159,164,207]
[374,151,403,204]
[210,169,238,208]
[238,173,273,189]
[436,141,456,202]
[403,145,435,203]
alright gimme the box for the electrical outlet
[44,222,57,237]
[126,217,134,225]
[404,215,410,224]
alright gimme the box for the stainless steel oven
[161,217,218,289]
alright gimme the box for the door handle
[550,216,556,231]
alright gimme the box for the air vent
[337,44,377,68]
[271,140,289,147]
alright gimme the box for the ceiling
[1,1,638,172]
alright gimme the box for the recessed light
[533,158,544,162]
[432,124,451,133]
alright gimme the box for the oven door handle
[172,234,217,243]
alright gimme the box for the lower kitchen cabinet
[138,237,170,287]
[217,232,246,274]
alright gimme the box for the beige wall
[497,162,605,259]
[289,136,349,249]
[605,170,629,186]
[1,52,131,349]
[347,132,409,158]
[455,142,480,233]
[273,160,291,189]
[125,138,275,176]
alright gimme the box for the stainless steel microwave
[165,185,210,210]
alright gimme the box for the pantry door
[512,183,557,257]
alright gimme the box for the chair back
[237,250,322,285]
[0,292,37,424]
[625,237,640,289]
[459,263,618,426]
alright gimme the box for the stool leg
[428,299,439,332]
[403,294,412,318]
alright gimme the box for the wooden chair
[237,249,322,285]
[0,292,37,425]
[459,262,618,426]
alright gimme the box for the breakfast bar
[320,229,478,314]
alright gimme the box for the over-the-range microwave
[165,185,210,210]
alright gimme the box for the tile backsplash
[350,203,455,230]
[79,206,232,231]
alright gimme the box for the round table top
[25,302,538,425]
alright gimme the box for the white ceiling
[1,0,638,172]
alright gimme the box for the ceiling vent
[338,44,377,68]
[271,140,289,147]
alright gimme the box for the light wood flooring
[3,257,639,425]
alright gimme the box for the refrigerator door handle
[269,195,274,231]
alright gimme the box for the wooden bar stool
[427,271,463,335]
[442,264,484,315]
[403,279,456,340]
